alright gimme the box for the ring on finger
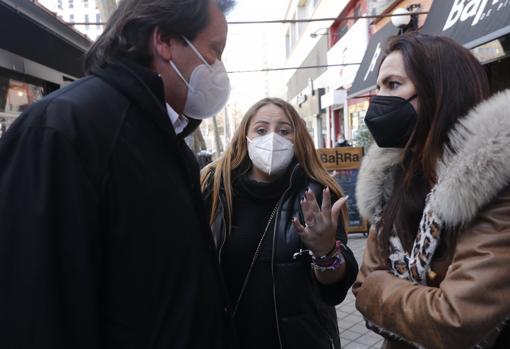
[305,219,316,228]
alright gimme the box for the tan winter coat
[353,90,510,349]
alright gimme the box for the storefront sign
[317,147,368,234]
[349,23,399,98]
[318,147,362,170]
[422,0,510,49]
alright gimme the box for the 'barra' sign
[316,147,367,234]
[422,0,510,49]
[317,147,363,170]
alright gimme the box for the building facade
[0,0,91,135]
[280,0,401,148]
[336,0,432,147]
[38,0,104,41]
[348,0,510,149]
[282,0,352,148]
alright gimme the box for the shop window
[0,117,7,138]
[96,14,101,29]
[471,34,509,64]
[369,0,393,16]
[334,24,348,42]
[84,0,89,8]
[1,79,44,115]
[85,14,89,30]
[68,0,73,9]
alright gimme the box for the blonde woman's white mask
[247,133,294,176]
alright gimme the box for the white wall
[282,0,350,87]
[326,18,369,90]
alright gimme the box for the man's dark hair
[84,0,235,74]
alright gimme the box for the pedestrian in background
[335,133,351,147]
[201,97,358,349]
[0,0,237,348]
[354,32,510,349]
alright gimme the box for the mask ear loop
[407,94,418,102]
[182,36,211,67]
[169,60,193,91]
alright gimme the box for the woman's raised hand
[292,187,348,256]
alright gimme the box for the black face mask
[364,95,417,148]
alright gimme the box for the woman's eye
[280,129,290,136]
[388,81,401,89]
[256,129,267,135]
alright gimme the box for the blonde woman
[201,97,358,349]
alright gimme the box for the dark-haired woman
[201,97,358,349]
[353,33,510,349]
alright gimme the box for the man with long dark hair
[0,1,236,348]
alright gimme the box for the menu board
[317,147,368,234]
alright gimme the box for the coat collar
[93,59,201,141]
[356,89,510,228]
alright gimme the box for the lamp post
[310,27,330,38]
[391,4,420,34]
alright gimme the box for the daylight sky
[223,0,288,111]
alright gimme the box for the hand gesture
[292,187,348,256]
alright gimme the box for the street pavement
[336,234,384,349]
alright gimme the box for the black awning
[421,0,510,49]
[0,0,91,79]
[348,23,399,98]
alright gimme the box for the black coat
[204,164,359,349]
[0,60,234,349]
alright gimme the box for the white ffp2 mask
[169,37,230,120]
[247,133,294,176]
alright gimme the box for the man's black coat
[0,60,233,349]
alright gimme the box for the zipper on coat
[218,214,227,264]
[217,192,230,264]
[271,165,300,349]
[271,208,284,349]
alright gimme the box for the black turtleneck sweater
[222,173,289,349]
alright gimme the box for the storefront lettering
[320,151,360,165]
[443,0,501,31]
[363,42,381,81]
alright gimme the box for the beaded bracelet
[310,240,345,272]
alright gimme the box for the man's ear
[151,27,175,61]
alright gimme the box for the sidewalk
[336,234,384,349]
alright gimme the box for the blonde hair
[200,97,346,227]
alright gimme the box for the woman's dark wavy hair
[84,0,235,74]
[378,33,490,256]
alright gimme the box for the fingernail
[344,195,349,200]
